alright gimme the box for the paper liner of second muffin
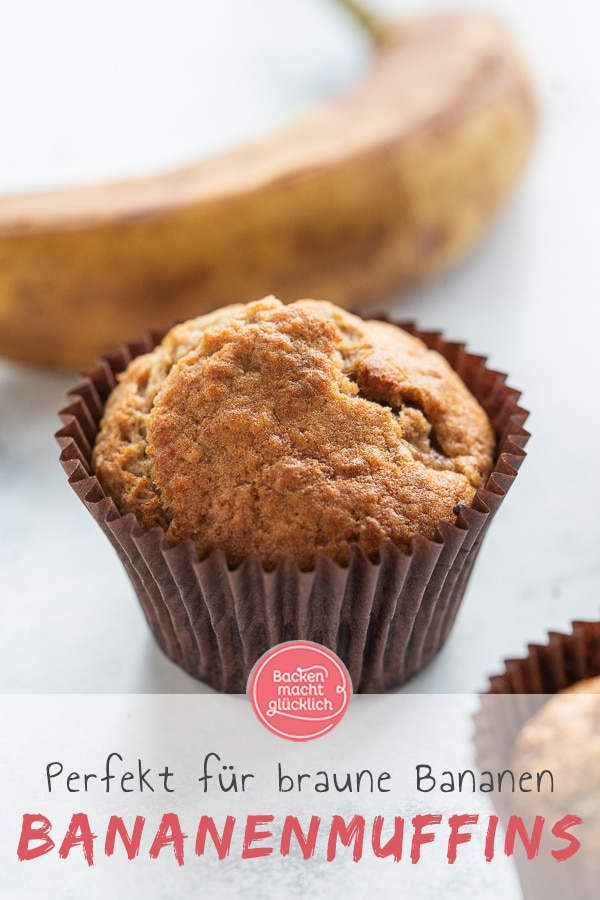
[474,621,600,899]
[57,320,529,693]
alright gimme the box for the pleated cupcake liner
[474,621,600,899]
[56,317,529,693]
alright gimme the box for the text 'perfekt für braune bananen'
[44,753,555,795]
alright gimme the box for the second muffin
[475,622,600,899]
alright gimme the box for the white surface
[1,0,599,697]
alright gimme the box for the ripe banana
[0,11,535,369]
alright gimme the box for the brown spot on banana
[0,12,535,369]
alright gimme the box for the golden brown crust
[93,297,494,569]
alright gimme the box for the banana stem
[331,0,393,45]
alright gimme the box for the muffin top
[511,676,600,859]
[93,297,494,570]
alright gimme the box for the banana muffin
[512,677,600,864]
[92,297,495,570]
[475,622,600,898]
[60,298,527,690]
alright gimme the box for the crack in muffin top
[93,297,495,570]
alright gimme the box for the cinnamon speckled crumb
[93,297,494,569]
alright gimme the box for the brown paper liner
[474,621,600,899]
[56,318,529,693]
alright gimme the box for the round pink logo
[247,641,352,741]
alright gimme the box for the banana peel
[0,12,535,368]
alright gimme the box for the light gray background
[1,0,599,695]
